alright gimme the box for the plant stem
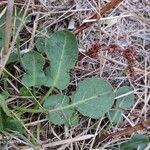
[41,87,54,104]
[12,106,45,113]
[0,0,14,77]
[74,0,123,34]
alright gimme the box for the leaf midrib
[51,34,67,88]
[32,54,36,85]
[48,91,113,113]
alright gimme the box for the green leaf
[73,78,115,119]
[120,134,149,150]
[45,66,70,90]
[107,109,123,125]
[1,91,10,99]
[115,86,134,109]
[0,93,10,116]
[6,119,25,134]
[43,95,75,126]
[0,36,3,51]
[0,92,24,133]
[36,36,47,53]
[7,52,18,64]
[35,30,53,53]
[19,87,32,96]
[14,133,37,150]
[7,37,21,65]
[0,108,7,132]
[0,34,3,52]
[21,51,46,87]
[44,30,79,90]
[69,113,79,126]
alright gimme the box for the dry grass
[0,0,150,149]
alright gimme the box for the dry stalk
[0,0,14,77]
[74,0,123,34]
[94,119,150,144]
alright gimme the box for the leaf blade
[120,134,149,150]
[44,30,79,90]
[116,86,135,109]
[21,51,46,87]
[73,78,115,119]
[43,95,75,126]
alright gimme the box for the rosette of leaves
[43,78,115,125]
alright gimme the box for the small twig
[0,0,26,4]
[43,134,94,148]
[2,0,14,58]
[74,0,123,34]
[28,13,39,50]
[94,119,150,144]
[0,0,14,77]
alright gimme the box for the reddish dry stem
[95,119,150,144]
[123,47,136,76]
[74,0,123,34]
[78,43,136,77]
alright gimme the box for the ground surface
[0,0,150,150]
